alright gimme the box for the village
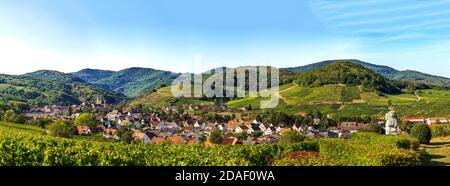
[22,96,450,145]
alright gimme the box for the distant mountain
[0,72,126,105]
[24,70,86,83]
[70,69,115,83]
[392,70,450,87]
[284,59,450,87]
[284,59,398,77]
[72,67,180,98]
[294,62,400,94]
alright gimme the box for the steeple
[96,94,102,105]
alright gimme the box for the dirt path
[276,83,298,100]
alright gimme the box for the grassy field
[421,137,450,166]
[130,86,213,107]
[0,122,44,134]
[226,83,450,117]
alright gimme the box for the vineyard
[0,122,421,166]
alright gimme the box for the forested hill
[0,72,125,105]
[294,62,401,94]
[69,69,115,83]
[284,59,450,87]
[72,67,180,98]
[24,70,86,83]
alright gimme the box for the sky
[0,0,449,77]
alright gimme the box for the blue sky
[0,0,449,77]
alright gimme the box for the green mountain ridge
[0,71,125,105]
[283,59,450,87]
[4,59,448,107]
[72,67,180,98]
[294,62,401,94]
[69,69,115,83]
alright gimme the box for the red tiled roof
[401,117,424,120]
[168,136,184,144]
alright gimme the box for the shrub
[116,127,134,144]
[409,124,432,144]
[209,130,223,144]
[74,113,98,128]
[1,110,26,124]
[358,124,385,134]
[278,131,306,144]
[47,120,72,138]
[430,124,450,138]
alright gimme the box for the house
[235,125,248,134]
[264,126,276,136]
[221,137,239,145]
[193,121,200,128]
[328,129,342,138]
[292,124,299,131]
[319,131,329,138]
[227,121,236,131]
[247,124,260,134]
[167,121,178,129]
[74,125,92,135]
[145,131,157,139]
[151,121,162,128]
[276,126,282,134]
[104,128,117,138]
[218,123,227,131]
[106,110,119,121]
[313,118,321,125]
[151,137,167,144]
[134,121,141,129]
[306,131,321,139]
[259,123,267,132]
[133,132,151,143]
[426,117,450,124]
[401,117,425,124]
[118,119,130,126]
[167,136,185,144]
[338,122,367,131]
[158,122,168,130]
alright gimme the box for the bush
[116,127,134,144]
[278,131,306,144]
[319,138,420,166]
[47,120,72,138]
[358,124,385,134]
[409,124,432,144]
[1,110,26,124]
[209,130,223,144]
[430,124,450,138]
[74,113,98,129]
